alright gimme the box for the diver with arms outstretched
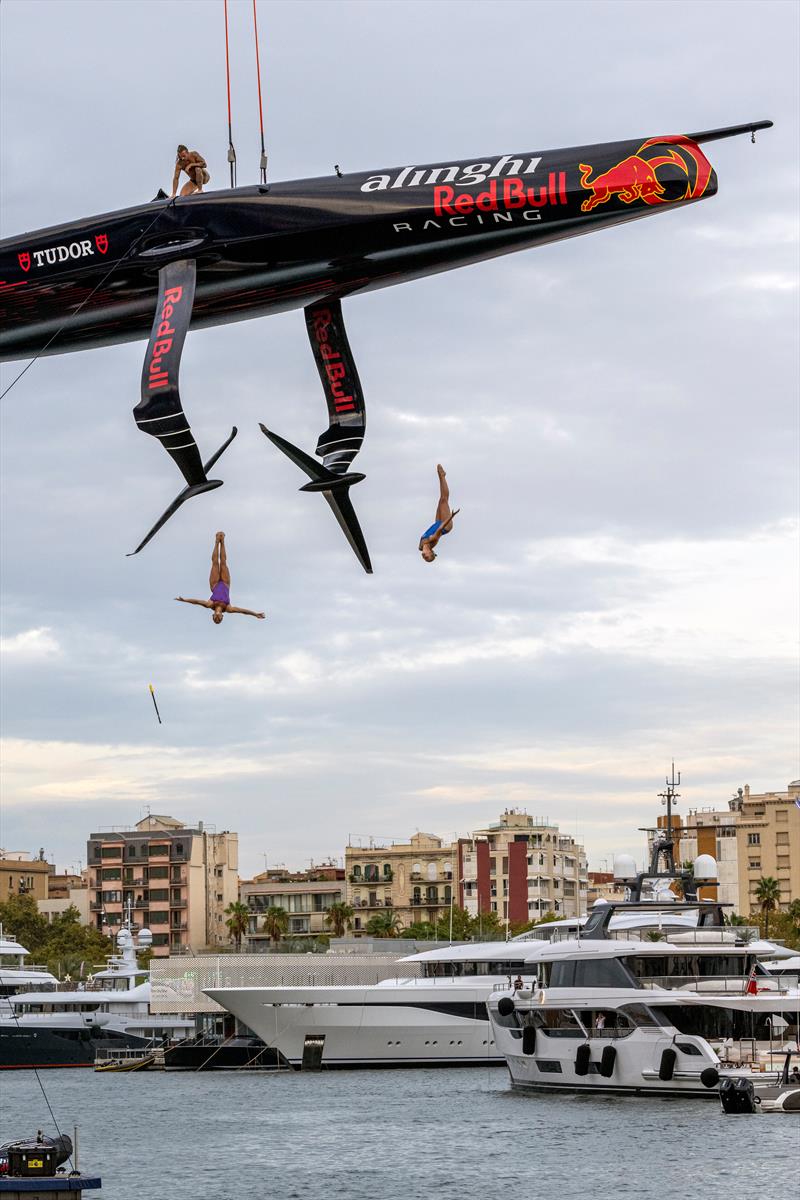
[176,532,264,624]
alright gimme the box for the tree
[754,877,781,939]
[323,902,354,938]
[224,901,251,951]
[365,909,402,937]
[261,906,289,944]
[725,912,749,926]
[787,898,800,930]
[0,894,49,958]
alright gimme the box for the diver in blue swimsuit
[419,465,460,563]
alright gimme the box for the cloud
[0,627,62,662]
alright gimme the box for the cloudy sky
[1,0,797,881]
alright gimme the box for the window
[149,911,169,924]
[535,1060,563,1073]
[102,868,121,880]
[535,1009,585,1038]
[748,860,761,871]
[149,889,169,901]
[149,865,169,879]
[747,833,761,845]
[100,846,122,858]
[776,832,789,845]
[149,844,169,857]
[383,863,392,878]
[352,865,362,878]
[427,863,437,881]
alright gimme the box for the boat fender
[659,1048,677,1081]
[600,1045,617,1078]
[538,990,546,1005]
[497,997,515,1017]
[575,1043,591,1076]
[700,1066,720,1089]
[522,1025,537,1056]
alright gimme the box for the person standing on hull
[419,465,459,562]
[176,532,265,624]
[171,145,209,197]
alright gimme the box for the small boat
[720,1052,800,1114]
[94,1049,156,1072]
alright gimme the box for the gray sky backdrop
[1,0,798,880]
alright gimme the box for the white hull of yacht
[205,984,503,1068]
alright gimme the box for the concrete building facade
[734,781,800,916]
[0,851,53,903]
[345,833,455,933]
[87,815,238,956]
[459,810,588,923]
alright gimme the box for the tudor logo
[18,252,31,272]
[95,233,109,254]
[18,237,108,270]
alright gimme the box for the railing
[170,872,187,884]
[123,877,147,886]
[170,921,188,931]
[170,899,188,908]
[637,975,795,994]
[349,872,392,884]
[89,900,103,911]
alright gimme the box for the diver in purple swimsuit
[176,532,265,624]
[419,465,460,563]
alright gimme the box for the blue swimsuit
[421,520,449,541]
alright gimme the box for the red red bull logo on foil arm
[578,137,714,213]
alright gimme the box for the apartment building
[240,866,345,946]
[87,815,238,956]
[0,850,53,902]
[649,807,740,906]
[459,810,588,923]
[734,781,800,915]
[587,872,626,906]
[345,833,455,933]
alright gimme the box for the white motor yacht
[487,913,800,1098]
[1,925,194,1069]
[0,931,59,1017]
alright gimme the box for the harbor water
[4,1068,797,1199]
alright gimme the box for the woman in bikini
[176,532,265,624]
[419,465,460,563]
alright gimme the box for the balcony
[170,921,188,931]
[89,900,103,911]
[170,871,187,884]
[170,898,187,909]
[349,870,393,884]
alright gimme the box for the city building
[0,850,53,902]
[648,807,739,906]
[587,872,626,906]
[646,779,800,914]
[87,815,238,956]
[345,833,456,933]
[38,868,91,925]
[459,810,588,923]
[734,781,800,916]
[239,865,345,947]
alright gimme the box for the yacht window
[649,1004,790,1042]
[534,1009,586,1038]
[535,1060,563,1073]
[617,1004,661,1028]
[548,962,575,988]
[576,1010,635,1038]
[572,959,634,989]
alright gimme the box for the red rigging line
[223,0,237,187]
[252,0,268,184]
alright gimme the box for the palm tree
[754,877,781,939]
[787,898,800,930]
[261,906,289,945]
[224,901,251,951]
[365,909,402,937]
[324,902,354,938]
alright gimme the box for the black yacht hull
[0,1026,146,1069]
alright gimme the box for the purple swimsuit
[210,581,230,606]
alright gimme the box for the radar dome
[693,854,719,882]
[592,898,610,907]
[613,854,638,883]
[137,928,153,947]
[116,929,132,949]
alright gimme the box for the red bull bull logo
[578,137,714,213]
